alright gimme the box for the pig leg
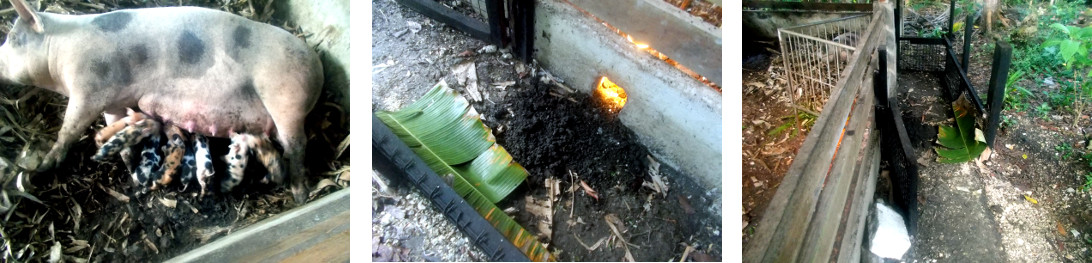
[40,98,105,172]
[276,127,308,204]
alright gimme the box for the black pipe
[372,115,530,262]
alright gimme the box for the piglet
[0,0,323,203]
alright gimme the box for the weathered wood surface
[566,0,722,86]
[798,51,877,262]
[745,1,894,262]
[166,189,350,263]
[837,137,881,263]
[833,11,895,262]
[743,0,872,12]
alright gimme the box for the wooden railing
[744,2,895,262]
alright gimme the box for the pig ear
[10,0,43,33]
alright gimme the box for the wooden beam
[567,0,722,86]
[836,135,881,263]
[799,51,877,262]
[743,1,872,12]
[166,189,350,262]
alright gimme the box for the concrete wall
[275,0,351,113]
[535,0,722,194]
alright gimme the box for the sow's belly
[136,94,276,138]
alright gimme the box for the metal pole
[485,0,506,46]
[985,43,1012,147]
[962,9,974,73]
[947,0,956,41]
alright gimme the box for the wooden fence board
[745,2,894,261]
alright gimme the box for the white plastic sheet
[870,202,912,259]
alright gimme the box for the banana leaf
[376,81,554,261]
[935,94,988,163]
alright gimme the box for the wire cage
[459,0,491,21]
[894,0,989,108]
[895,0,976,73]
[778,14,872,112]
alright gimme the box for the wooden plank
[838,8,892,261]
[833,9,892,261]
[743,0,872,12]
[744,5,885,261]
[165,189,350,263]
[567,0,722,86]
[837,136,881,263]
[799,51,877,262]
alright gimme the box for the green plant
[919,27,946,38]
[1057,142,1074,160]
[1043,22,1092,127]
[1004,70,1031,111]
[1001,115,1017,130]
[1048,87,1075,109]
[935,95,988,163]
[376,82,553,261]
[1036,102,1052,120]
[768,110,817,139]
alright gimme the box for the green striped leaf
[376,81,554,261]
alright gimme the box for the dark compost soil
[474,81,721,261]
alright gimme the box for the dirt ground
[740,46,808,244]
[0,0,349,262]
[371,0,720,261]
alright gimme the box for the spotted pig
[154,125,187,190]
[0,0,324,203]
[194,134,214,197]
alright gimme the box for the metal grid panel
[897,40,946,71]
[436,0,490,21]
[778,14,871,112]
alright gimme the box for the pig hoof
[37,152,62,172]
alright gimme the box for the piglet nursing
[0,0,324,203]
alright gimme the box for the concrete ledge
[568,0,722,86]
[535,0,722,196]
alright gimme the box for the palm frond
[376,81,554,261]
[935,94,988,163]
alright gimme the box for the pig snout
[1,0,324,204]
